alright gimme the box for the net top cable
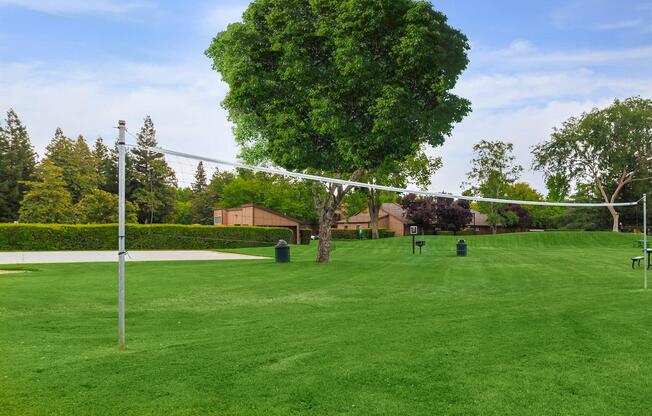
[125,143,640,208]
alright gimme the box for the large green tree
[130,116,177,223]
[207,0,470,261]
[466,140,523,234]
[533,97,652,232]
[18,160,75,224]
[0,109,37,222]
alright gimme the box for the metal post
[117,120,126,349]
[644,194,647,289]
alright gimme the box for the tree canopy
[466,140,523,233]
[19,160,75,224]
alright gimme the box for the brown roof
[338,202,411,224]
[380,202,413,224]
[343,211,389,224]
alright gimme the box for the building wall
[214,207,253,226]
[335,213,406,236]
[252,207,300,243]
[386,215,407,236]
[252,207,297,227]
[214,206,301,243]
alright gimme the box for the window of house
[215,216,222,224]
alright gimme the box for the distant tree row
[0,110,320,225]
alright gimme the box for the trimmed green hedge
[0,224,292,251]
[331,228,395,240]
[299,229,312,245]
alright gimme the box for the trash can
[456,239,467,257]
[275,240,290,263]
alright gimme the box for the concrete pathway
[0,250,269,265]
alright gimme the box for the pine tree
[45,127,75,168]
[0,125,9,221]
[105,138,140,207]
[192,162,208,194]
[19,160,75,224]
[93,137,114,193]
[130,116,177,223]
[44,130,99,203]
[1,109,37,222]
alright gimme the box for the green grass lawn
[1,232,651,415]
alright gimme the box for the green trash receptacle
[456,239,467,257]
[275,240,290,263]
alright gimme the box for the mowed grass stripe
[1,232,650,415]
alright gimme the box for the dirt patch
[0,270,28,275]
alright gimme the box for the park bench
[632,256,645,269]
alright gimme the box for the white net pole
[644,194,647,289]
[118,121,126,349]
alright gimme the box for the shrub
[0,224,292,251]
[460,227,476,236]
[437,231,455,236]
[331,228,395,240]
[299,229,312,245]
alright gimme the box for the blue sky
[1,0,651,192]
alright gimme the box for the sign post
[410,226,418,254]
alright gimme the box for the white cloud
[454,69,652,111]
[506,39,534,54]
[432,39,652,193]
[594,19,643,30]
[0,0,152,15]
[201,3,247,35]
[473,42,652,68]
[0,60,239,187]
[430,99,614,193]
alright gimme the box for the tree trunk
[608,207,619,232]
[317,206,334,262]
[368,190,380,239]
[595,172,631,233]
[314,170,365,263]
